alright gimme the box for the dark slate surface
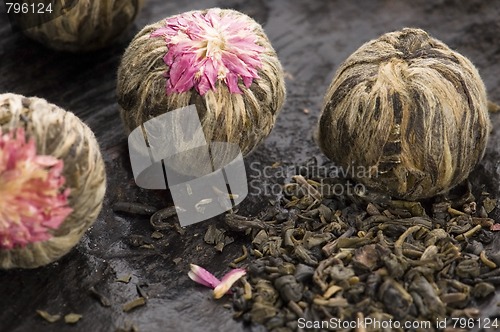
[0,0,499,331]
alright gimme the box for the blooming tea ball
[0,93,106,268]
[117,8,285,172]
[17,0,144,52]
[316,28,490,200]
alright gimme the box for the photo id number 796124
[5,2,53,14]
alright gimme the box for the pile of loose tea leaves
[226,161,500,331]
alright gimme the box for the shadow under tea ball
[117,8,286,176]
[0,93,106,269]
[316,28,491,200]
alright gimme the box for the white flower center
[197,31,226,59]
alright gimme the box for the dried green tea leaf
[36,310,61,323]
[204,224,233,252]
[128,234,151,247]
[116,274,132,283]
[204,224,223,244]
[136,284,149,299]
[390,200,426,217]
[64,313,82,324]
[483,197,497,214]
[151,231,164,239]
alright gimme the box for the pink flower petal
[167,57,199,93]
[196,75,212,96]
[34,155,59,167]
[0,128,72,249]
[222,52,255,78]
[151,9,264,96]
[168,53,195,84]
[225,72,242,94]
[242,76,253,88]
[203,58,218,88]
[213,268,246,299]
[150,26,171,38]
[188,264,221,289]
[490,223,500,231]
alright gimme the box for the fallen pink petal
[213,268,246,299]
[151,8,264,95]
[188,263,221,289]
[490,223,500,231]
[188,264,246,299]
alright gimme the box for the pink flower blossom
[188,263,246,299]
[0,128,72,249]
[151,9,264,95]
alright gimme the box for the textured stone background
[0,0,499,331]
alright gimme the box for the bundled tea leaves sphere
[117,8,285,176]
[0,93,106,268]
[17,0,144,52]
[317,28,490,200]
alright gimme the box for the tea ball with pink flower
[0,93,106,269]
[117,8,286,170]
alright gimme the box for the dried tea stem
[64,313,82,324]
[122,297,146,312]
[291,175,322,201]
[112,202,157,216]
[36,310,61,323]
[394,225,421,256]
[232,246,249,265]
[150,206,178,230]
[479,251,497,269]
[456,224,482,241]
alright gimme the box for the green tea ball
[18,0,144,52]
[317,28,490,200]
[0,93,106,268]
[117,8,286,173]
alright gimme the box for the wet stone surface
[0,0,500,331]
